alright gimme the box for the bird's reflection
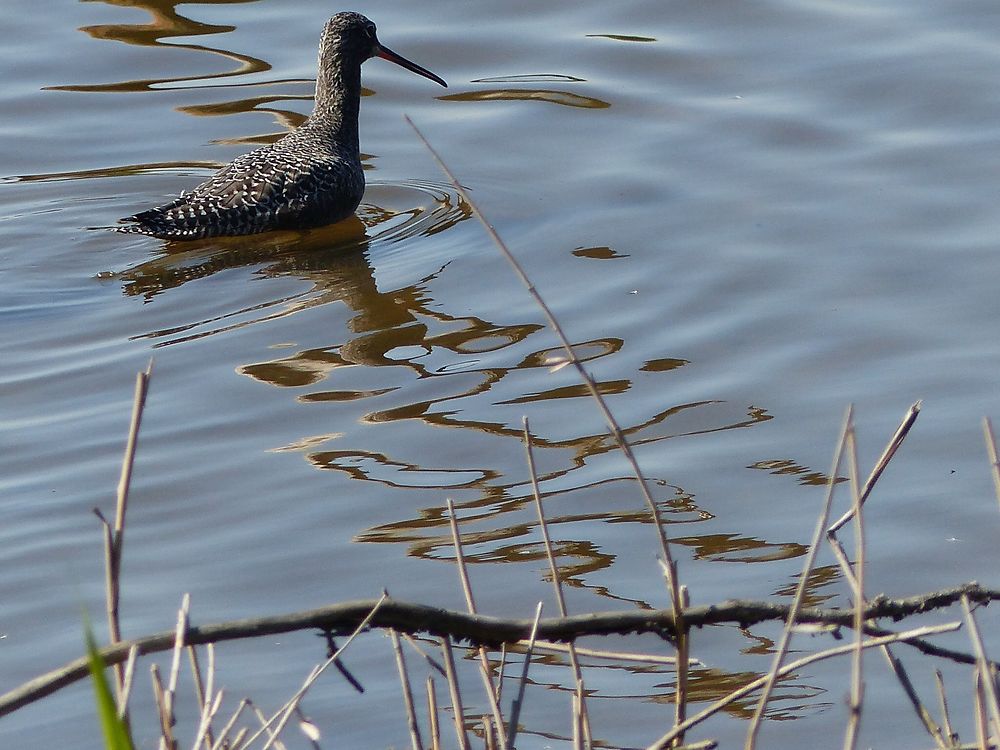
[115,178,831,614]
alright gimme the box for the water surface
[3,0,1000,747]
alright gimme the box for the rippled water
[3,0,1000,747]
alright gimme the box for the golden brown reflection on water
[114,176,826,612]
[440,89,610,109]
[50,0,271,94]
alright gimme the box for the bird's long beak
[375,43,448,88]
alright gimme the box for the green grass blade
[84,622,134,750]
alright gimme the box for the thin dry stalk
[883,649,948,747]
[482,715,495,750]
[575,679,587,750]
[826,534,947,747]
[103,361,153,694]
[427,677,441,750]
[391,628,425,750]
[648,621,962,750]
[439,637,471,750]
[935,670,958,747]
[159,593,191,748]
[523,418,592,745]
[506,602,544,748]
[407,117,684,625]
[975,668,990,750]
[961,596,1000,738]
[823,403,942,744]
[844,424,866,750]
[187,644,217,750]
[828,400,921,533]
[496,645,507,705]
[252,703,288,750]
[984,418,1000,510]
[405,633,447,677]
[571,689,582,750]
[745,405,853,750]
[527,641,689,666]
[445,499,508,749]
[210,698,250,750]
[151,663,176,750]
[190,690,224,750]
[227,726,249,750]
[245,594,388,750]
[117,644,139,719]
[188,646,207,719]
[673,582,691,746]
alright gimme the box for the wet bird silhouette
[118,12,446,240]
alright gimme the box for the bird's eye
[365,24,376,38]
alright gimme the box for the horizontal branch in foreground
[1,582,995,719]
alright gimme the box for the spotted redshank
[118,12,446,240]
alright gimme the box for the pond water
[2,0,999,747]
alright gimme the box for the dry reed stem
[204,645,217,749]
[210,698,250,750]
[572,687,582,750]
[439,637,471,750]
[159,592,191,749]
[407,117,684,625]
[151,663,176,750]
[822,402,943,744]
[844,424,866,750]
[657,558,689,738]
[523,418,592,745]
[577,678,589,750]
[427,676,441,750]
[445,499,507,749]
[228,726,249,750]
[187,643,217,750]
[648,621,962,750]
[975,668,991,750]
[506,602,544,748]
[827,532,947,746]
[496,644,507,705]
[98,517,120,693]
[190,690,224,750]
[483,715,496,750]
[984,418,1000,510]
[391,628,425,750]
[673,742,718,750]
[828,400,921,533]
[244,594,387,750]
[257,668,316,750]
[745,405,853,750]
[117,644,139,719]
[935,670,958,746]
[252,703,288,750]
[888,651,949,746]
[961,596,1000,739]
[102,361,153,695]
[404,633,447,677]
[526,641,690,666]
[187,646,207,731]
[672,578,690,746]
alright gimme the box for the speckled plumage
[119,12,446,240]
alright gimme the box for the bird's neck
[312,57,362,150]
